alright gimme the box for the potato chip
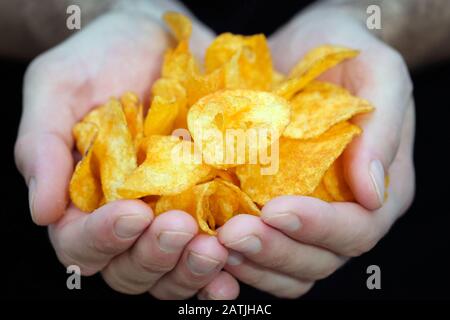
[322,156,354,202]
[69,124,103,212]
[188,90,291,168]
[155,179,260,235]
[144,96,179,136]
[236,121,361,205]
[205,33,273,90]
[283,81,373,139]
[118,135,212,198]
[81,98,137,202]
[163,11,192,42]
[73,121,99,156]
[120,92,143,145]
[144,78,188,135]
[273,45,359,100]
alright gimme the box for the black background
[3,0,450,300]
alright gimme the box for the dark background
[3,0,450,300]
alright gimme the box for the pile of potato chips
[70,12,374,235]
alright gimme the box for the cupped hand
[14,6,238,300]
[218,7,415,298]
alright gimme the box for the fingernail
[225,235,262,254]
[28,177,37,222]
[187,251,221,275]
[369,159,385,206]
[114,215,150,239]
[226,251,244,266]
[158,231,194,253]
[262,211,301,232]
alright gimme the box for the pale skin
[10,0,450,299]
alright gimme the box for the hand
[14,4,239,300]
[217,7,415,298]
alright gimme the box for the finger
[342,49,413,210]
[224,251,315,299]
[101,210,197,294]
[49,200,152,275]
[14,56,77,225]
[218,215,343,281]
[197,271,240,300]
[261,105,415,257]
[150,235,228,300]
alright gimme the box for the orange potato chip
[155,179,260,235]
[144,96,180,136]
[283,81,373,139]
[120,92,144,145]
[205,33,273,90]
[163,11,192,42]
[118,135,212,198]
[273,45,359,100]
[73,121,99,156]
[81,98,137,202]
[322,156,355,202]
[69,123,103,212]
[236,121,362,205]
[187,89,291,168]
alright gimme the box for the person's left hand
[216,7,415,298]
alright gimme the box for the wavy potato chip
[155,179,260,235]
[274,45,359,100]
[118,135,212,198]
[283,81,373,139]
[236,121,362,205]
[188,90,291,168]
[205,33,273,90]
[70,123,103,212]
[82,98,137,202]
[323,156,355,202]
[120,92,143,146]
[73,121,99,156]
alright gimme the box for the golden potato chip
[144,96,179,136]
[187,90,291,168]
[322,156,354,202]
[309,181,333,202]
[120,92,143,145]
[215,169,240,186]
[69,124,103,212]
[118,135,212,198]
[80,98,137,202]
[236,121,361,205]
[155,179,260,235]
[163,11,192,42]
[283,81,373,139]
[73,121,98,156]
[145,78,188,134]
[271,70,286,89]
[205,33,273,90]
[273,45,359,100]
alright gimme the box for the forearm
[0,0,194,59]
[317,0,450,67]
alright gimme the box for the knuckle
[348,232,378,257]
[101,271,148,295]
[131,250,175,274]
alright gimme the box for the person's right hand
[14,3,239,300]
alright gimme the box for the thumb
[343,48,413,210]
[14,57,75,225]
